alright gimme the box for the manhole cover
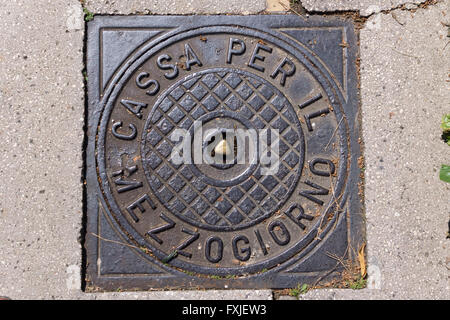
[85,15,364,290]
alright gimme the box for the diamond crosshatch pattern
[142,69,304,231]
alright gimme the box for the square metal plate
[85,15,364,290]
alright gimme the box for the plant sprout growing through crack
[439,114,450,183]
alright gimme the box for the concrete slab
[281,0,450,300]
[357,0,449,299]
[84,290,273,300]
[266,0,290,12]
[84,0,266,14]
[301,0,432,16]
[0,0,84,299]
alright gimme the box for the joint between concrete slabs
[300,0,444,16]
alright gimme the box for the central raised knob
[214,139,231,156]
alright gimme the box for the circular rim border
[95,25,350,276]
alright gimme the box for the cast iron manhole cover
[85,15,364,290]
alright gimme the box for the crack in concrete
[362,0,441,19]
[295,0,442,16]
[284,0,443,29]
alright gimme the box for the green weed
[83,7,94,22]
[288,284,309,298]
[440,114,450,183]
[347,276,366,290]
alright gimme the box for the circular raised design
[96,27,350,276]
[141,68,305,231]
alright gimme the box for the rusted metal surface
[85,15,363,290]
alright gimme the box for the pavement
[302,0,450,300]
[0,0,448,300]
[301,0,431,15]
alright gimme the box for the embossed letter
[254,229,268,256]
[248,43,272,72]
[299,180,329,206]
[227,38,246,64]
[112,168,142,193]
[184,43,202,71]
[147,213,176,245]
[157,54,179,80]
[268,220,290,246]
[176,228,200,259]
[120,99,148,119]
[284,203,314,230]
[232,235,251,262]
[135,72,160,96]
[304,108,330,132]
[270,57,296,86]
[298,93,322,109]
[111,121,137,141]
[309,158,336,177]
[126,194,157,223]
[205,236,223,263]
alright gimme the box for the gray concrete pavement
[301,0,436,16]
[0,0,448,299]
[0,0,84,299]
[299,0,450,300]
[84,0,266,14]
